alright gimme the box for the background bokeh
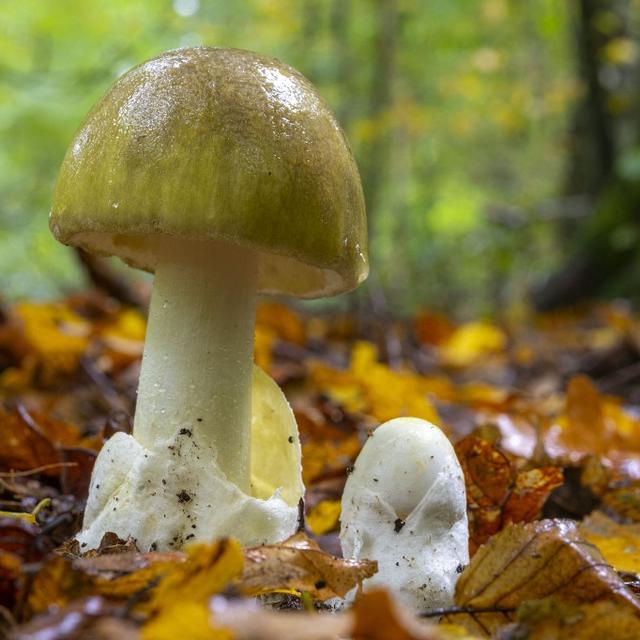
[1,0,639,317]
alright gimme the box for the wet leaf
[452,520,640,636]
[240,533,376,600]
[506,598,640,639]
[544,375,640,477]
[0,409,80,473]
[580,511,640,574]
[455,437,563,552]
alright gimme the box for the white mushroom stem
[133,237,258,493]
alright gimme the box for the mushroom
[340,418,469,612]
[50,47,367,550]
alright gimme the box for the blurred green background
[1,0,639,317]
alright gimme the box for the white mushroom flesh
[78,366,303,551]
[340,417,469,612]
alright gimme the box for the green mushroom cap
[50,47,368,298]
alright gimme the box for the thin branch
[419,604,516,618]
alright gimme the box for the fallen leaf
[211,596,352,639]
[439,322,507,367]
[147,538,243,613]
[296,405,361,485]
[6,302,91,387]
[311,341,439,425]
[580,511,640,574]
[240,532,376,600]
[307,500,341,535]
[350,589,428,639]
[414,310,456,346]
[455,437,563,553]
[507,597,640,639]
[256,302,306,345]
[142,601,233,640]
[544,375,640,477]
[25,538,242,618]
[452,519,640,636]
[601,483,640,522]
[0,409,80,474]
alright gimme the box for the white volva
[78,366,303,551]
[340,418,469,612]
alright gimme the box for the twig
[419,604,516,618]
[0,498,51,525]
[0,462,78,478]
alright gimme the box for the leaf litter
[1,293,640,637]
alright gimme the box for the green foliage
[0,0,575,315]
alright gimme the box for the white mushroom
[340,418,469,612]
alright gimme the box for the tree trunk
[533,0,640,310]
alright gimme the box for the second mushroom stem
[133,236,258,493]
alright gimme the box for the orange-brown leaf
[455,437,563,553]
[240,532,376,600]
[452,520,640,636]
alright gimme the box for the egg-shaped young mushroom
[50,47,367,550]
[340,418,469,612]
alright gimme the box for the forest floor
[1,292,640,639]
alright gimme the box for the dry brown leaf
[505,598,640,639]
[25,538,242,618]
[0,408,80,474]
[451,519,640,636]
[240,532,376,600]
[455,437,563,553]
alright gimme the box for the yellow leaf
[307,500,341,535]
[142,601,233,640]
[103,307,147,341]
[580,511,640,574]
[439,322,506,367]
[147,539,244,613]
[310,341,439,425]
[256,302,305,345]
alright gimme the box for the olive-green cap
[50,47,368,298]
